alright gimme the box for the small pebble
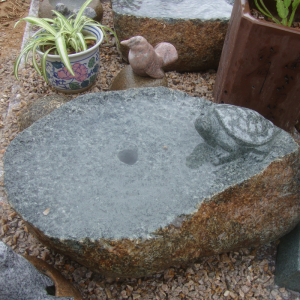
[42,208,50,215]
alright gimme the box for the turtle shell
[214,105,279,146]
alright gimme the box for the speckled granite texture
[275,223,300,292]
[0,242,73,300]
[112,0,233,20]
[4,87,300,277]
[112,0,234,72]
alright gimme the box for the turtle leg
[186,143,214,169]
[247,148,269,162]
[245,142,275,162]
[210,147,234,165]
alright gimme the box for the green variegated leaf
[53,16,64,28]
[24,49,31,66]
[88,23,109,43]
[34,35,56,44]
[74,0,93,27]
[14,41,36,80]
[52,10,73,31]
[16,16,57,35]
[76,32,87,51]
[69,37,79,53]
[84,21,119,47]
[55,33,74,76]
[31,36,56,76]
[68,17,75,27]
[41,47,55,83]
[32,41,43,75]
[76,19,92,33]
[42,18,55,23]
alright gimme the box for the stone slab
[4,87,300,278]
[18,95,72,131]
[275,223,300,292]
[112,0,234,72]
[0,242,73,300]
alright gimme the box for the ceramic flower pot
[214,0,300,132]
[37,25,103,94]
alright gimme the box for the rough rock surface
[110,65,168,90]
[0,242,73,300]
[17,94,72,131]
[275,223,300,292]
[38,0,103,22]
[111,0,233,72]
[3,87,300,278]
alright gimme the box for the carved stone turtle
[194,104,280,165]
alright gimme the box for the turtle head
[195,107,216,142]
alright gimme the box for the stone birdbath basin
[3,87,300,278]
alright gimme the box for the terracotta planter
[214,0,300,132]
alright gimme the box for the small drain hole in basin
[118,149,138,165]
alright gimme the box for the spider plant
[254,0,300,27]
[14,0,119,83]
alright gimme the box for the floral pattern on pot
[46,52,100,91]
[57,63,88,82]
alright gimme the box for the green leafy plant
[14,0,119,82]
[255,0,300,26]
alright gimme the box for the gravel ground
[1,2,300,300]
